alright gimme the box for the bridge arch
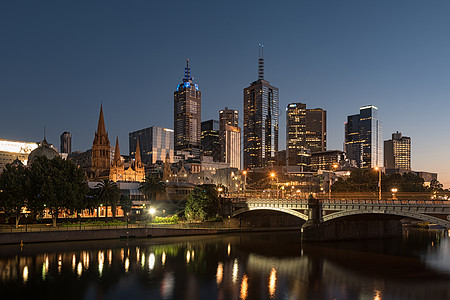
[232,206,309,221]
[323,210,450,228]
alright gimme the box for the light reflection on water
[0,229,449,300]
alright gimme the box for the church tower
[110,136,124,182]
[132,139,145,181]
[92,104,111,179]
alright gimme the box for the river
[0,228,449,300]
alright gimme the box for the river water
[0,229,449,300]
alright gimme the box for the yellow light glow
[268,268,277,298]
[162,252,166,266]
[227,243,231,256]
[141,254,146,269]
[186,251,191,263]
[240,274,248,300]
[72,254,76,270]
[125,258,130,272]
[232,258,239,283]
[216,262,223,285]
[374,290,382,300]
[77,262,82,277]
[270,173,275,178]
[23,266,29,283]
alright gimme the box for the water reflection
[240,274,248,300]
[268,267,276,298]
[0,229,448,300]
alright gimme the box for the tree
[139,176,166,204]
[119,194,133,215]
[185,184,221,221]
[95,179,121,219]
[27,156,89,227]
[0,164,29,228]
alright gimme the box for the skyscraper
[219,107,240,165]
[243,45,279,169]
[384,131,411,171]
[129,126,174,165]
[174,59,201,158]
[345,105,382,168]
[201,120,221,162]
[286,103,326,168]
[60,131,72,154]
[223,124,241,169]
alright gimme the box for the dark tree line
[0,156,134,227]
[332,169,441,193]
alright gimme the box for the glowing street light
[374,166,381,200]
[242,170,247,193]
[391,188,398,200]
[270,172,279,199]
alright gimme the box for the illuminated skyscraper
[243,45,279,169]
[384,131,411,171]
[286,103,326,169]
[129,126,174,164]
[219,107,240,167]
[345,105,382,168]
[174,59,201,158]
[201,120,221,162]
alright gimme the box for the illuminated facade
[345,105,383,168]
[310,150,344,171]
[174,59,201,158]
[219,107,240,165]
[129,126,174,164]
[0,139,38,171]
[201,120,221,162]
[243,45,279,169]
[224,124,241,169]
[384,131,411,171]
[110,137,144,182]
[286,103,326,169]
[91,104,111,179]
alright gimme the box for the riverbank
[0,225,300,245]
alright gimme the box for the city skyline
[1,1,450,186]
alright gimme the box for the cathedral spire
[113,136,121,165]
[97,104,107,136]
[135,139,142,164]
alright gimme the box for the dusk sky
[1,1,450,186]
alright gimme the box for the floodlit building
[243,44,279,169]
[345,105,382,168]
[0,138,38,170]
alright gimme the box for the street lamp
[242,171,247,194]
[329,164,338,200]
[270,172,279,199]
[374,166,382,201]
[149,207,156,223]
[391,188,398,200]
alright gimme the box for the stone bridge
[229,198,450,240]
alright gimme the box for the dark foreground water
[0,229,449,300]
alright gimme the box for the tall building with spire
[243,45,279,169]
[91,104,110,179]
[174,59,202,158]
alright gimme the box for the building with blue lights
[174,59,202,159]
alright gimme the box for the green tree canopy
[0,163,29,228]
[27,156,89,227]
[139,176,166,203]
[185,184,221,221]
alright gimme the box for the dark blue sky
[1,1,450,185]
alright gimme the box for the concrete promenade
[0,224,297,245]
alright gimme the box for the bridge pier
[302,218,403,241]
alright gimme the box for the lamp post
[242,171,247,195]
[270,173,279,199]
[374,166,381,201]
[391,188,398,200]
[329,164,338,200]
